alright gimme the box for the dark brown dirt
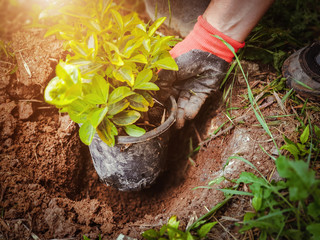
[1,3,318,240]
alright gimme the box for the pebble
[18,101,33,120]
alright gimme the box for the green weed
[142,215,217,240]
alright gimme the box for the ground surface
[0,3,319,240]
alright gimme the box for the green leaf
[243,212,256,222]
[44,24,75,39]
[197,222,217,238]
[79,121,96,145]
[252,187,263,211]
[148,17,166,36]
[127,93,149,112]
[134,69,152,86]
[87,19,102,32]
[113,66,134,86]
[87,33,98,57]
[151,36,174,56]
[44,76,80,106]
[111,9,123,32]
[280,144,300,160]
[300,125,310,144]
[237,172,268,188]
[141,229,159,240]
[133,69,159,90]
[92,75,109,103]
[217,189,254,196]
[110,53,124,66]
[159,224,167,236]
[97,118,118,147]
[122,37,144,58]
[104,41,120,54]
[83,93,105,105]
[67,99,91,123]
[83,235,90,240]
[69,40,91,58]
[126,54,147,64]
[89,107,108,128]
[79,62,103,77]
[143,39,151,52]
[186,231,194,240]
[140,92,154,107]
[134,82,159,91]
[107,99,130,116]
[108,86,134,105]
[167,216,179,229]
[124,124,146,137]
[112,110,140,126]
[307,223,320,240]
[276,155,316,201]
[307,201,320,220]
[152,57,178,70]
[56,61,81,86]
[44,76,68,105]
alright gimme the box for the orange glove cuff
[170,15,245,62]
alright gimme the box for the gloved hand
[158,16,244,129]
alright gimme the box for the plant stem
[186,193,234,232]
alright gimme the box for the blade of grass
[214,35,279,154]
[186,191,235,231]
[281,88,294,103]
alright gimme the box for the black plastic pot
[282,41,320,100]
[89,96,177,191]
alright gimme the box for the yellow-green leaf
[92,75,109,103]
[126,54,147,64]
[148,17,166,37]
[56,61,81,86]
[87,34,98,57]
[113,66,134,86]
[112,110,140,126]
[134,69,152,88]
[108,86,134,105]
[153,57,178,71]
[89,107,109,128]
[79,121,96,145]
[124,124,146,137]
[69,40,90,58]
[111,9,123,32]
[108,99,130,116]
[127,94,149,112]
[97,118,118,147]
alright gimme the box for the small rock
[3,138,12,148]
[116,234,137,240]
[0,75,10,89]
[0,101,16,116]
[18,101,33,120]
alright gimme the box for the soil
[1,2,319,240]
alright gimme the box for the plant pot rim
[115,96,177,144]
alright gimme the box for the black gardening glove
[156,15,244,129]
[158,49,229,129]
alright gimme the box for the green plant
[142,215,217,240]
[213,155,320,240]
[281,124,320,162]
[42,0,178,146]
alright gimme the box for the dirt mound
[0,28,285,240]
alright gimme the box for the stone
[18,101,33,120]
